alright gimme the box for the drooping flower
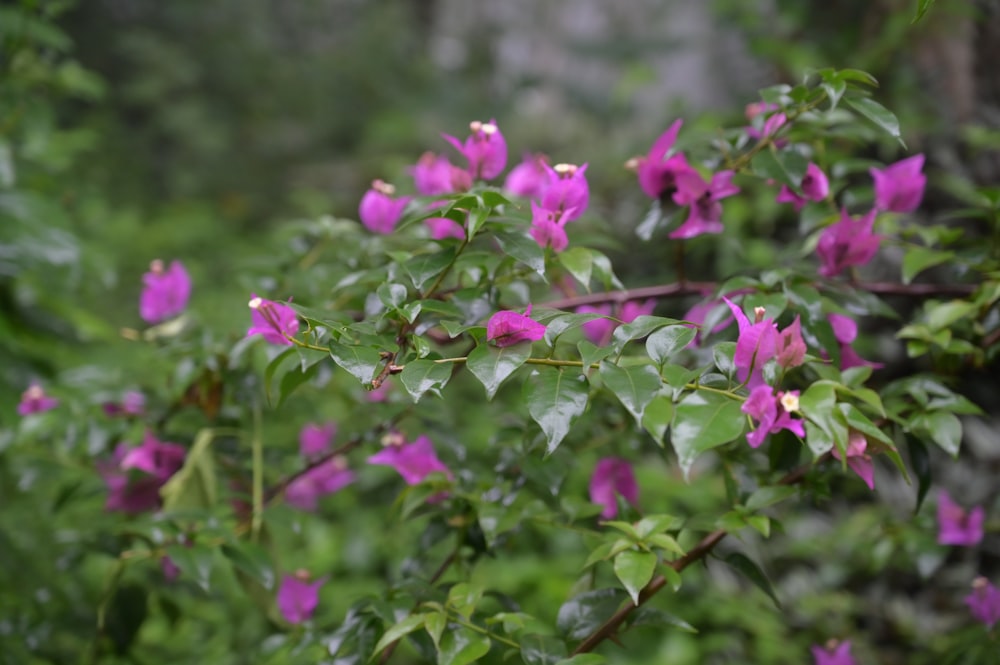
[816,208,881,277]
[775,316,806,369]
[277,571,327,624]
[486,305,547,347]
[529,201,572,252]
[540,162,589,222]
[965,577,1000,628]
[358,179,411,235]
[831,431,875,490]
[300,422,336,460]
[247,294,300,346]
[410,152,470,196]
[103,390,145,417]
[367,434,453,486]
[443,119,507,181]
[18,383,59,416]
[937,490,984,547]
[589,457,639,520]
[670,169,740,239]
[723,298,777,389]
[100,433,187,514]
[285,457,355,512]
[504,153,550,199]
[140,259,192,324]
[627,119,693,200]
[775,163,830,211]
[871,154,926,213]
[578,300,657,346]
[828,313,882,370]
[424,216,466,241]
[741,386,805,448]
[811,639,856,665]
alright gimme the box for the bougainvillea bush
[6,67,1000,665]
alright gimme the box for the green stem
[251,404,264,542]
[421,238,469,300]
[448,614,521,650]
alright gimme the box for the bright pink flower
[723,297,777,389]
[589,457,639,519]
[629,119,694,200]
[871,154,925,213]
[504,153,550,199]
[120,431,187,479]
[101,433,186,514]
[828,313,882,370]
[529,201,571,252]
[140,259,192,324]
[816,208,881,277]
[937,490,984,546]
[832,431,875,490]
[367,434,452,486]
[965,577,1000,628]
[776,163,829,211]
[742,386,805,448]
[670,170,740,239]
[300,422,336,460]
[410,152,469,196]
[285,457,355,512]
[247,294,299,346]
[277,571,326,624]
[424,216,466,240]
[811,640,856,665]
[776,316,806,368]
[18,383,59,416]
[443,119,507,181]
[486,305,547,347]
[358,179,411,234]
[103,391,145,417]
[540,162,589,222]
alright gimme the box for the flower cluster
[99,432,186,514]
[285,423,355,512]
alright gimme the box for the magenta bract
[871,154,925,213]
[504,153,550,199]
[540,162,589,222]
[723,297,777,389]
[965,577,1000,628]
[101,433,186,514]
[831,432,875,490]
[633,119,691,200]
[810,640,856,665]
[589,457,639,519]
[670,170,740,239]
[247,294,299,346]
[140,259,192,324]
[285,458,355,512]
[529,201,571,252]
[741,386,804,448]
[936,490,984,546]
[299,422,336,460]
[359,179,411,234]
[367,434,452,486]
[442,119,507,181]
[816,209,881,277]
[486,305,547,347]
[18,383,59,416]
[277,573,326,624]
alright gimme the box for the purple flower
[871,154,926,213]
[365,381,391,403]
[443,119,507,181]
[775,316,806,369]
[832,431,875,490]
[285,457,355,512]
[247,294,300,346]
[103,391,145,417]
[277,571,326,624]
[965,577,1000,628]
[828,313,882,371]
[742,386,805,448]
[811,640,856,665]
[424,216,466,240]
[816,208,881,277]
[775,163,829,211]
[578,300,656,346]
[628,119,693,200]
[589,457,639,519]
[300,422,336,460]
[367,434,453,486]
[937,490,984,546]
[746,112,787,142]
[140,259,192,324]
[529,201,571,252]
[18,383,59,416]
[504,153,550,199]
[486,305,547,347]
[723,297,777,389]
[358,179,411,234]
[101,433,186,513]
[410,152,470,196]
[670,170,740,239]
[540,162,589,222]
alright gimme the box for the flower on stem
[627,119,692,200]
[540,162,589,222]
[247,294,299,346]
[965,577,1000,629]
[443,119,507,181]
[670,170,740,239]
[18,383,59,416]
[300,422,336,460]
[937,490,984,546]
[100,432,187,514]
[828,313,882,370]
[424,216,466,241]
[140,259,192,324]
[358,179,411,235]
[504,153,550,199]
[741,386,805,448]
[775,316,806,369]
[775,163,830,211]
[277,570,327,624]
[410,152,470,196]
[811,639,856,665]
[589,457,639,519]
[102,390,145,417]
[367,433,453,486]
[486,305,547,347]
[285,456,355,512]
[723,297,777,389]
[871,154,926,213]
[578,299,656,346]
[831,431,875,490]
[529,201,572,252]
[816,208,881,277]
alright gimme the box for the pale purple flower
[540,162,589,222]
[965,577,1000,628]
[300,422,336,460]
[410,152,470,196]
[504,153,550,199]
[247,294,299,346]
[358,179,411,234]
[589,457,639,519]
[424,216,466,240]
[828,313,882,370]
[103,391,145,417]
[742,386,805,448]
[811,640,856,665]
[628,119,693,200]
[871,154,926,213]
[443,119,507,181]
[140,259,192,324]
[937,490,984,547]
[775,163,829,211]
[18,383,59,416]
[277,571,326,624]
[578,300,656,346]
[101,433,186,514]
[723,297,777,389]
[367,434,453,486]
[486,304,547,347]
[832,431,875,490]
[285,457,355,512]
[529,201,571,252]
[816,208,881,277]
[747,112,787,142]
[670,170,740,239]
[775,316,806,369]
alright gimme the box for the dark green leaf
[404,248,457,292]
[400,360,453,402]
[438,626,491,665]
[599,362,661,425]
[614,550,657,604]
[221,542,274,590]
[524,368,590,454]
[914,410,962,456]
[645,325,696,366]
[495,229,546,277]
[744,486,797,512]
[328,341,383,384]
[908,436,932,512]
[712,342,737,379]
[846,97,904,146]
[520,634,567,665]
[670,392,746,479]
[721,552,780,608]
[555,655,607,665]
[901,247,954,284]
[628,607,697,633]
[641,394,674,444]
[913,0,936,22]
[105,584,148,655]
[578,340,614,369]
[467,343,532,400]
[556,588,627,641]
[165,544,214,593]
[751,146,806,190]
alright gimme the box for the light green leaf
[399,359,453,402]
[524,368,590,454]
[558,247,594,290]
[614,550,657,605]
[641,394,673,444]
[495,229,546,277]
[670,392,746,479]
[913,410,962,457]
[612,316,681,353]
[161,429,217,512]
[165,544,214,593]
[372,614,427,658]
[901,247,954,284]
[467,343,532,400]
[404,248,457,291]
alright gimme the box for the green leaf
[495,229,546,277]
[647,533,685,556]
[404,248,457,291]
[908,436,932,512]
[221,542,274,590]
[599,362,661,426]
[578,340,614,369]
[612,316,681,353]
[400,360,453,402]
[558,247,594,290]
[628,607,697,633]
[447,583,484,619]
[160,429,217,512]
[263,346,297,404]
[744,486,797,512]
[901,247,954,284]
[804,420,834,457]
[437,626,490,665]
[555,655,607,665]
[926,300,975,331]
[372,614,427,658]
[799,381,836,421]
[614,550,657,604]
[662,567,683,591]
[913,0,936,22]
[670,392,746,479]
[645,325,696,366]
[424,611,447,651]
[641,394,674,444]
[524,368,590,454]
[165,544,214,593]
[712,342,737,379]
[913,410,962,456]
[377,283,408,309]
[751,146,807,190]
[722,552,780,608]
[846,97,904,146]
[104,584,148,656]
[556,589,627,641]
[467,343,532,400]
[277,361,320,407]
[329,341,383,384]
[520,634,567,665]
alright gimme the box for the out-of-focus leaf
[520,634,567,665]
[161,429,217,512]
[438,626,490,665]
[556,588,627,640]
[901,247,954,284]
[721,552,780,608]
[846,97,904,147]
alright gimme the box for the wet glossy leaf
[599,362,661,425]
[467,343,532,400]
[400,359,453,402]
[328,341,383,384]
[614,550,657,604]
[670,392,746,479]
[524,368,590,454]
